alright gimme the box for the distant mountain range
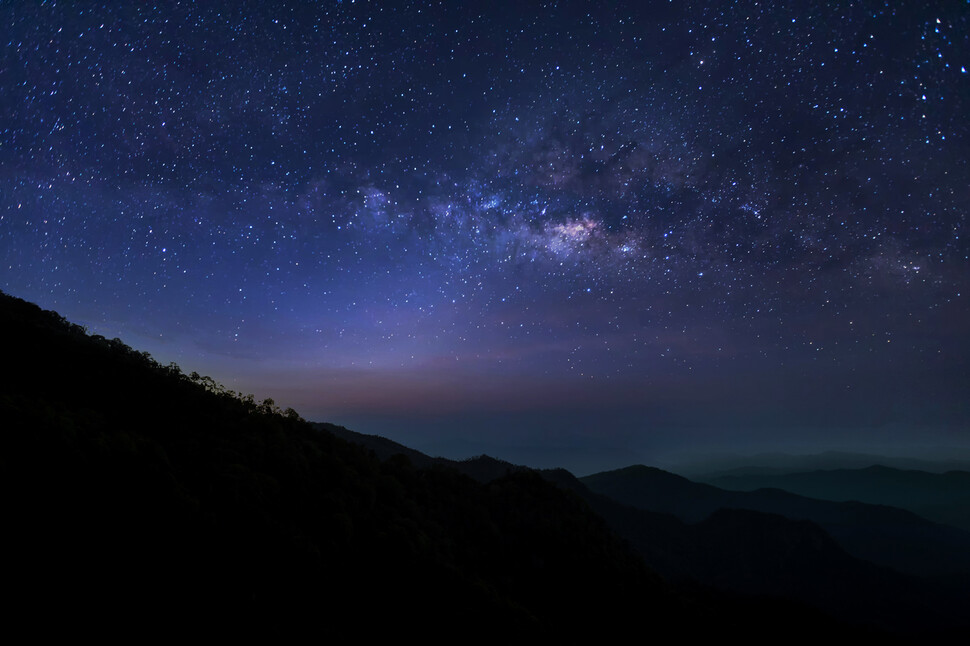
[580,465,970,579]
[2,288,967,640]
[670,449,970,478]
[700,465,970,532]
[327,426,970,633]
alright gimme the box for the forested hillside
[0,290,938,641]
[0,290,685,639]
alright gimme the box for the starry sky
[3,0,969,473]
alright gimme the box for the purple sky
[3,1,968,473]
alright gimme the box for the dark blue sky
[3,1,968,473]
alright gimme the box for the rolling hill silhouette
[581,465,970,579]
[2,288,966,640]
[703,465,970,532]
[0,289,684,639]
[325,427,970,635]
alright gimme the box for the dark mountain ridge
[2,289,964,639]
[325,426,970,635]
[316,421,529,483]
[4,288,870,641]
[673,450,970,478]
[580,464,970,580]
[702,465,970,532]
[0,290,684,639]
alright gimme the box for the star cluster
[3,1,968,470]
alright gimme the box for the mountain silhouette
[0,289,688,639]
[581,464,970,579]
[703,465,970,532]
[326,425,970,636]
[2,288,965,640]
[674,450,970,478]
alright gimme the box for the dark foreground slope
[4,290,877,642]
[1,290,688,639]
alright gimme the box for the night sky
[3,1,969,473]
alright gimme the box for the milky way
[3,1,969,471]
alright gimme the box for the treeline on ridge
[0,290,900,640]
[0,290,684,639]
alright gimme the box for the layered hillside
[0,290,709,640]
[703,466,970,532]
[2,289,953,641]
